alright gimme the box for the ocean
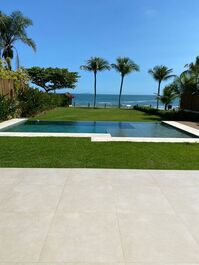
[72,94,179,109]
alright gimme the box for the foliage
[174,72,197,95]
[80,57,111,108]
[111,57,139,76]
[0,10,36,69]
[148,65,174,109]
[133,105,199,121]
[17,87,70,117]
[26,67,79,93]
[158,83,178,110]
[0,59,30,89]
[0,95,17,120]
[80,57,111,73]
[111,57,139,108]
[148,65,173,82]
[174,56,199,95]
[185,56,199,79]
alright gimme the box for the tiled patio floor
[0,168,199,263]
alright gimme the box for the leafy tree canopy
[26,67,79,92]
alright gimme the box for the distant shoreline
[70,94,179,108]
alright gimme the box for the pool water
[0,120,197,138]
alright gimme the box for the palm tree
[185,56,199,75]
[174,71,197,95]
[111,57,139,108]
[0,11,36,70]
[159,83,178,110]
[80,57,110,108]
[184,56,199,93]
[148,65,173,109]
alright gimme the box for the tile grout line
[113,173,161,264]
[151,174,199,250]
[37,173,70,262]
[0,261,194,265]
[111,178,126,263]
[115,210,126,263]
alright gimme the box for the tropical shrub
[0,59,30,89]
[17,87,70,117]
[0,95,17,120]
[133,105,199,121]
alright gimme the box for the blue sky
[1,0,199,94]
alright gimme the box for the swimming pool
[0,120,197,138]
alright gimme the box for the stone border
[91,136,199,143]
[162,121,199,137]
[0,131,111,138]
[0,119,111,138]
[0,118,28,130]
[0,118,198,143]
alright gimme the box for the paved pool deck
[179,121,199,130]
[0,168,199,263]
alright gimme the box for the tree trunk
[118,75,124,108]
[164,104,167,110]
[157,80,161,109]
[93,71,97,108]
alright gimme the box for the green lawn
[0,137,198,169]
[33,107,160,121]
[0,107,198,169]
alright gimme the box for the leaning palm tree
[184,56,199,92]
[80,57,110,108]
[111,57,139,108]
[148,65,173,109]
[0,11,36,70]
[174,71,197,95]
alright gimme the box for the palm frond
[148,65,173,82]
[112,57,139,76]
[80,65,92,71]
[80,57,111,72]
[0,10,36,69]
[20,37,36,51]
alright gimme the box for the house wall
[180,93,199,112]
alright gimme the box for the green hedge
[0,95,18,121]
[17,88,69,117]
[133,105,199,121]
[0,88,70,120]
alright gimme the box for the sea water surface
[72,94,179,108]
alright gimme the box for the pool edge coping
[0,118,28,130]
[162,121,199,137]
[0,118,198,143]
